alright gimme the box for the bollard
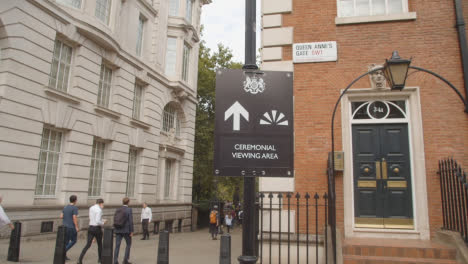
[101,227,114,264]
[219,233,231,264]
[7,222,21,262]
[53,225,66,264]
[156,230,169,264]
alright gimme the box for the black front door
[352,124,413,229]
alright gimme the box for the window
[163,104,181,136]
[126,148,138,197]
[49,39,72,92]
[35,128,62,196]
[169,0,179,16]
[95,0,111,24]
[97,64,112,107]
[136,15,145,56]
[185,0,192,23]
[164,159,173,197]
[351,100,407,120]
[40,221,54,233]
[132,83,143,119]
[88,139,105,197]
[56,0,81,8]
[338,0,406,17]
[165,37,177,76]
[182,43,190,82]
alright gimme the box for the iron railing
[258,192,329,264]
[438,158,468,244]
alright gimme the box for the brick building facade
[260,0,468,262]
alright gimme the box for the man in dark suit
[114,197,134,264]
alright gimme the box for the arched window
[162,104,181,137]
[351,100,407,120]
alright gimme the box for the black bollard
[219,233,231,264]
[157,230,169,264]
[53,225,66,264]
[7,222,21,262]
[101,227,114,264]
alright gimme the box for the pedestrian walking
[225,213,233,233]
[235,206,240,226]
[209,206,219,240]
[0,195,14,230]
[61,194,79,261]
[77,198,106,264]
[113,197,134,264]
[230,210,236,229]
[140,202,151,240]
[238,209,243,226]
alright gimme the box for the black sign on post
[214,69,294,177]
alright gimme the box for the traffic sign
[214,69,294,177]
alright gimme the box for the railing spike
[314,192,320,199]
[305,192,311,199]
[278,193,283,198]
[295,192,301,199]
[268,192,274,198]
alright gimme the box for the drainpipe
[454,0,468,113]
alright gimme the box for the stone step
[342,237,458,260]
[343,254,461,264]
[343,244,457,259]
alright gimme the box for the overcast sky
[200,0,262,64]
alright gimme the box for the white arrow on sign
[224,101,249,131]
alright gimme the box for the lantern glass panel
[389,63,408,86]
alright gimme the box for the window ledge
[34,195,57,199]
[160,131,182,140]
[335,12,416,25]
[130,118,151,129]
[44,87,81,105]
[94,105,121,119]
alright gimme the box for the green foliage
[193,38,243,203]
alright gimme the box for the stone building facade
[0,0,209,237]
[260,0,468,262]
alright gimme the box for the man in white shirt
[0,195,14,230]
[140,202,152,240]
[78,199,106,264]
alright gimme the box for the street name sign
[214,69,294,177]
[293,41,337,63]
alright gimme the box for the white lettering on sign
[234,144,277,151]
[231,144,279,160]
[293,41,337,63]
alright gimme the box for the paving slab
[0,228,242,264]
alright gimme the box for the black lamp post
[238,0,258,264]
[383,51,412,91]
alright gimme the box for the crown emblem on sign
[243,75,265,94]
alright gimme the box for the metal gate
[257,192,329,264]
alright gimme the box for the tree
[193,39,243,203]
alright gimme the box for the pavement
[0,227,242,264]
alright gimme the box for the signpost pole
[238,176,257,264]
[238,0,258,263]
[243,0,258,71]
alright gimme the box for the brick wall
[264,0,468,237]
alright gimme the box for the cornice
[136,0,158,17]
[27,0,70,25]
